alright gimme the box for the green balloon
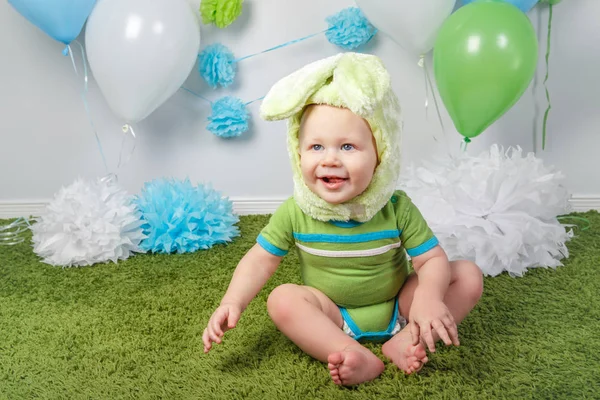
[433,1,538,139]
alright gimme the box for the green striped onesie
[257,190,438,337]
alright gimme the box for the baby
[203,53,483,386]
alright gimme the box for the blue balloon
[9,0,97,45]
[461,0,539,12]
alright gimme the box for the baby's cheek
[300,156,316,171]
[300,165,315,183]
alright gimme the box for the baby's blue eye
[312,144,323,151]
[341,144,354,151]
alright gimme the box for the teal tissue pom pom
[207,96,249,138]
[198,43,236,88]
[325,7,377,50]
[135,178,240,254]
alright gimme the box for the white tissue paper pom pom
[31,176,145,267]
[399,145,573,277]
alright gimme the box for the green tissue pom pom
[201,0,243,28]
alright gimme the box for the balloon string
[418,56,432,127]
[557,215,591,231]
[419,56,451,154]
[424,59,446,136]
[0,217,31,246]
[460,137,471,152]
[68,41,109,174]
[100,173,118,184]
[541,4,554,150]
[422,57,447,143]
[117,124,137,170]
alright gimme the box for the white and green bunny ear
[260,52,392,121]
[259,54,343,121]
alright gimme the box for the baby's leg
[267,284,384,385]
[382,260,483,373]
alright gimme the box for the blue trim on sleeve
[293,230,399,243]
[257,234,288,257]
[406,236,439,257]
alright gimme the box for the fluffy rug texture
[0,212,598,399]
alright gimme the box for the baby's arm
[411,245,451,301]
[221,243,282,309]
[408,245,459,351]
[203,243,282,352]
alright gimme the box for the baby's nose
[321,150,341,166]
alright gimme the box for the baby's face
[298,105,378,205]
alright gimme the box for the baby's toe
[327,352,344,366]
[330,372,342,385]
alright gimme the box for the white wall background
[0,0,598,215]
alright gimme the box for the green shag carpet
[1,213,599,400]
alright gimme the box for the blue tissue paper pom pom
[135,178,240,254]
[325,7,377,50]
[198,43,236,89]
[207,96,249,138]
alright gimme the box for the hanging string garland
[189,7,377,137]
[200,0,244,28]
[189,7,376,136]
[182,87,261,138]
[197,7,376,89]
[135,178,240,254]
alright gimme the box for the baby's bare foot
[327,345,384,386]
[382,326,428,374]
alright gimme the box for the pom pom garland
[135,178,240,254]
[191,7,378,136]
[196,7,377,88]
[198,43,236,89]
[200,0,243,28]
[399,145,572,277]
[31,176,145,267]
[207,96,250,138]
[325,7,377,50]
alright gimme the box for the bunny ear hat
[260,52,403,222]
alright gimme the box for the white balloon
[356,0,456,56]
[186,0,202,22]
[86,0,200,123]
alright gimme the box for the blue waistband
[339,297,400,342]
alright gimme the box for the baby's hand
[408,298,459,353]
[202,302,242,353]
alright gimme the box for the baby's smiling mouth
[319,176,348,183]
